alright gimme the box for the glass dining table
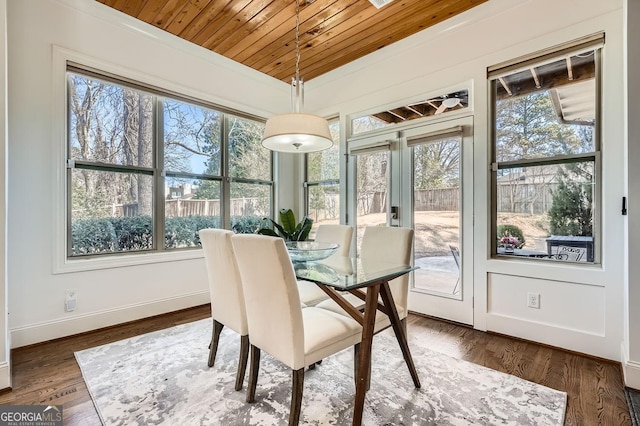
[292,255,421,426]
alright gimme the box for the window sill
[53,248,204,274]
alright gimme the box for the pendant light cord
[295,0,300,84]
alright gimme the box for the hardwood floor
[0,305,631,425]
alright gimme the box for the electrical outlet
[65,289,77,312]
[527,292,540,309]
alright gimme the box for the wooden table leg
[379,282,421,388]
[352,284,380,426]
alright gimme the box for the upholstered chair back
[360,226,414,317]
[232,234,305,369]
[200,229,248,336]
[315,224,354,257]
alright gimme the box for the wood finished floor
[0,305,631,425]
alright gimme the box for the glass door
[402,117,474,325]
[354,149,389,253]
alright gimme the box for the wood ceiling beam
[530,67,541,88]
[566,57,574,81]
[388,110,408,121]
[405,106,424,116]
[498,77,513,96]
[496,61,594,100]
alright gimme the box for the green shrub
[191,216,221,246]
[110,215,153,251]
[231,216,263,234]
[497,224,526,248]
[71,218,117,255]
[548,179,593,236]
[165,216,220,248]
[71,215,221,255]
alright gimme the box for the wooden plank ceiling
[97,0,488,82]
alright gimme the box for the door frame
[400,115,474,325]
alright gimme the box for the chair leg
[289,368,305,426]
[353,344,371,391]
[208,320,224,367]
[246,345,261,403]
[235,335,249,391]
[401,317,407,336]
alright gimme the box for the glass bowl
[286,241,339,262]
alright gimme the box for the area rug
[626,387,640,425]
[75,319,566,425]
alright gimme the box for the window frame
[488,36,603,264]
[65,63,272,261]
[304,118,340,224]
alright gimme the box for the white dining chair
[316,226,414,332]
[297,224,354,307]
[199,228,249,391]
[231,233,362,426]
[315,226,413,388]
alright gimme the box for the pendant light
[261,0,333,153]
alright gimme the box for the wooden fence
[497,183,558,214]
[112,183,562,218]
[117,197,269,218]
[358,183,561,214]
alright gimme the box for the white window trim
[52,46,271,274]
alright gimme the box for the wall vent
[368,0,394,9]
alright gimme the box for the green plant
[497,224,526,248]
[231,216,264,234]
[548,178,593,236]
[257,208,313,241]
[71,218,117,254]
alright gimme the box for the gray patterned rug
[75,319,566,425]
[627,387,640,425]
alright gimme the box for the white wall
[624,0,640,389]
[306,0,626,360]
[6,0,289,347]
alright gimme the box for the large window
[489,34,602,263]
[305,120,340,236]
[67,66,272,258]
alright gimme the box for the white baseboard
[0,361,10,390]
[10,291,210,348]
[621,343,640,390]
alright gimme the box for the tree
[413,139,459,190]
[495,91,591,215]
[307,128,340,221]
[548,166,593,236]
[69,76,150,219]
[357,151,389,215]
